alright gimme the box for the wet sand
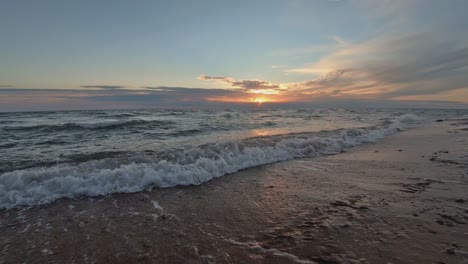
[1,121,468,264]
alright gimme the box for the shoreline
[1,121,468,263]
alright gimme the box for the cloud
[297,69,354,89]
[142,86,240,96]
[270,1,468,101]
[198,75,284,94]
[80,85,127,89]
[267,36,347,58]
[271,65,288,69]
[231,80,280,90]
[0,85,14,88]
[197,75,234,82]
[200,30,468,104]
[0,87,248,112]
[286,32,468,100]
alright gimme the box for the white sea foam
[0,114,423,209]
[451,114,468,121]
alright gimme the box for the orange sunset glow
[203,86,294,104]
[207,94,289,104]
[252,97,266,104]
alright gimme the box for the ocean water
[0,108,466,209]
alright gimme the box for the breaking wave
[0,114,423,209]
[2,119,175,132]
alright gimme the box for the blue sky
[1,0,468,111]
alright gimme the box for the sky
[1,0,468,111]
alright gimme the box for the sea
[0,108,466,209]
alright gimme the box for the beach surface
[1,121,467,264]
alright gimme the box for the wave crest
[2,119,174,132]
[0,114,422,209]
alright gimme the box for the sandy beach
[1,120,467,264]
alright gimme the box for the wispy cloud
[0,87,246,112]
[142,86,239,96]
[198,75,284,94]
[285,32,468,100]
[0,85,14,88]
[262,0,465,102]
[197,76,233,82]
[267,35,346,57]
[231,80,280,90]
[80,85,127,89]
[271,65,288,69]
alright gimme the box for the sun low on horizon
[253,97,266,104]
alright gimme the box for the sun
[249,97,270,105]
[248,96,275,105]
[254,98,265,104]
[207,96,282,104]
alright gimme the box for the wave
[3,123,82,132]
[261,121,277,127]
[169,129,203,137]
[36,140,69,145]
[2,119,175,132]
[0,114,423,209]
[0,120,21,125]
[0,151,135,175]
[450,114,468,121]
[103,113,136,118]
[0,142,18,149]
